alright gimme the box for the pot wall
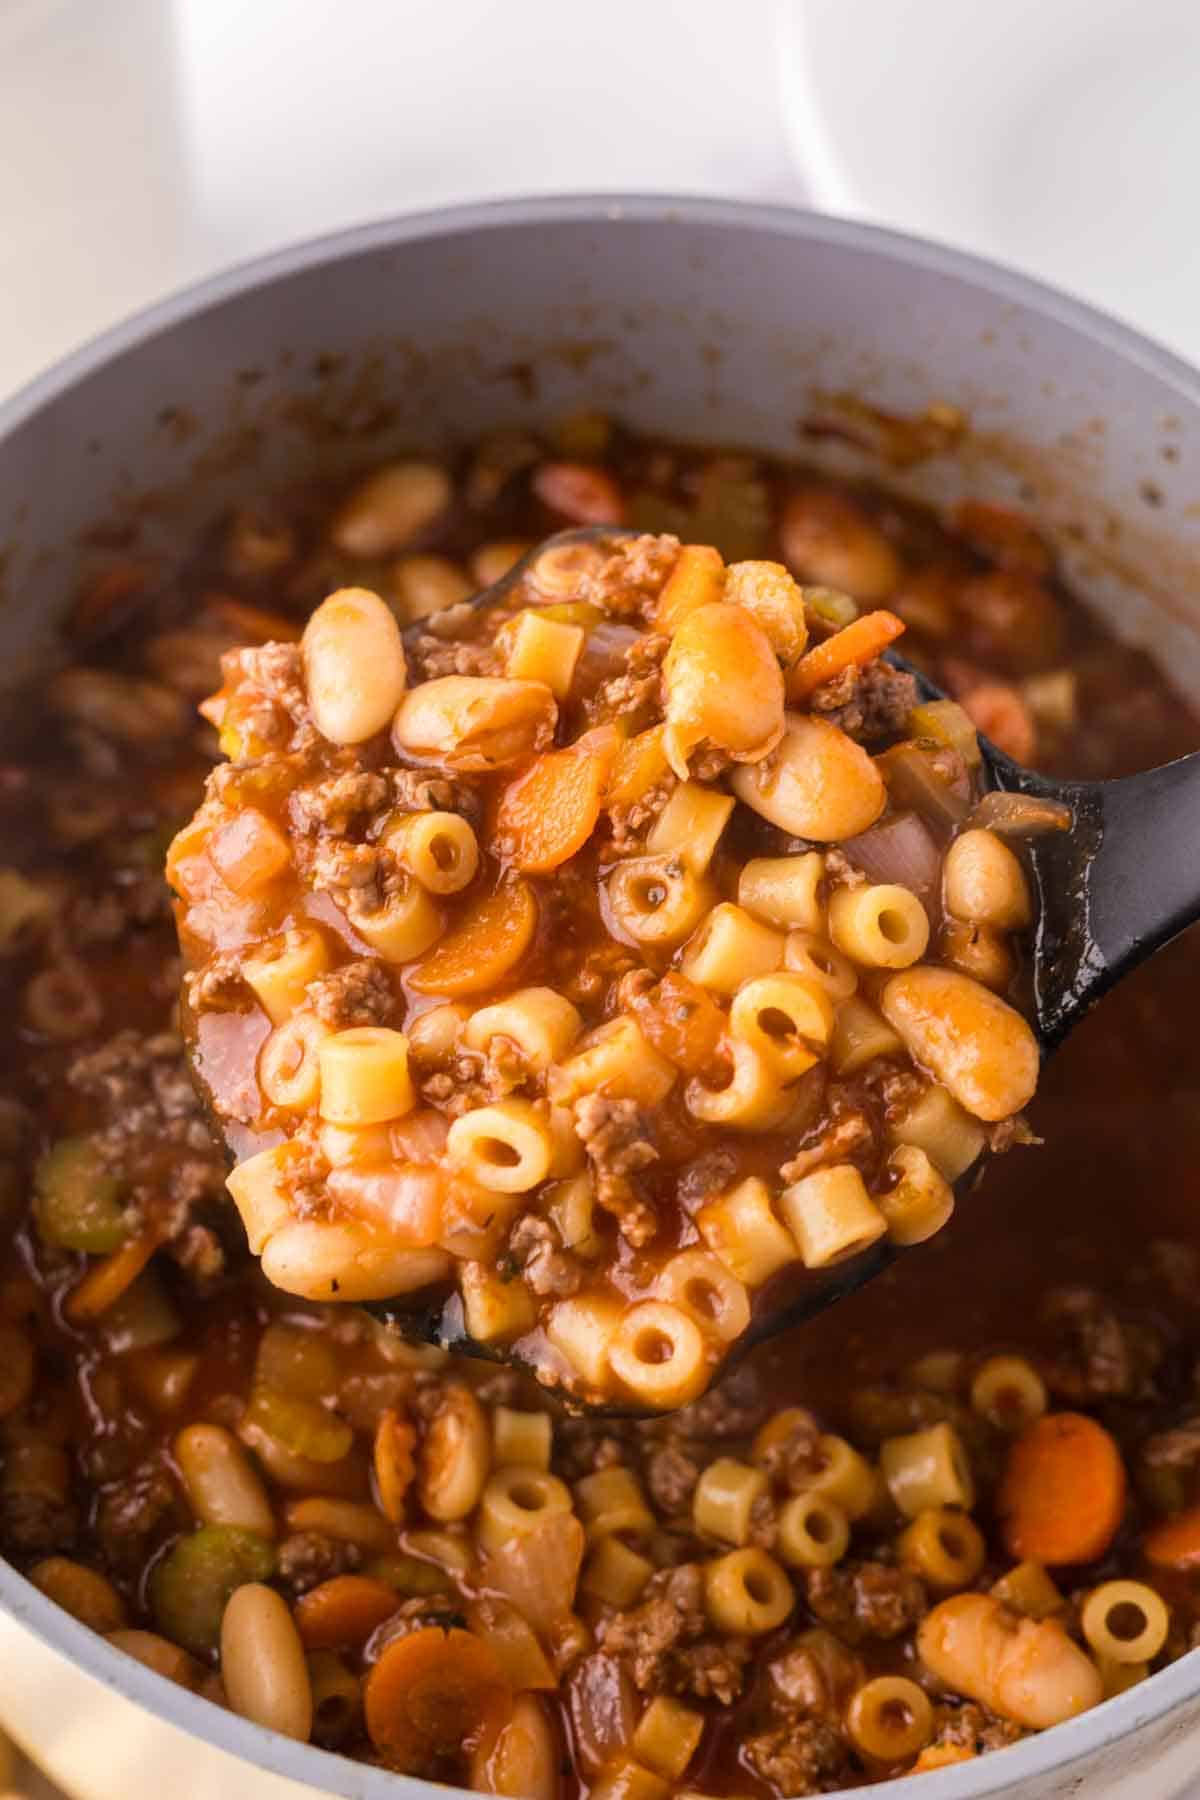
[1,196,1199,1800]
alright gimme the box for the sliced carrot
[788,608,906,701]
[531,462,623,527]
[997,1412,1127,1566]
[1143,1504,1200,1570]
[606,724,670,807]
[493,738,617,875]
[294,1574,400,1650]
[374,1407,417,1525]
[409,882,538,997]
[65,1232,157,1323]
[364,1626,511,1771]
[655,543,725,631]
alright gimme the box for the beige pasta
[258,1012,332,1112]
[552,1016,677,1108]
[991,1561,1064,1621]
[692,1457,769,1546]
[646,781,736,873]
[606,856,715,950]
[897,1506,986,1591]
[574,1465,656,1541]
[697,1178,799,1287]
[587,1759,670,1800]
[729,972,834,1078]
[301,586,408,746]
[656,1251,751,1344]
[492,1407,552,1471]
[460,1262,537,1344]
[783,930,859,1002]
[1080,1581,1169,1664]
[878,1144,955,1247]
[880,1421,975,1517]
[243,927,330,1026]
[680,903,785,996]
[738,852,825,931]
[546,1293,623,1389]
[348,879,443,963]
[776,1493,850,1569]
[384,810,479,895]
[828,883,930,970]
[631,1696,705,1781]
[608,1302,709,1409]
[503,609,586,699]
[686,1041,793,1132]
[175,1424,275,1538]
[478,1467,573,1553]
[889,1082,986,1181]
[581,1536,655,1608]
[446,1099,553,1193]
[318,1027,414,1126]
[970,1355,1048,1431]
[944,828,1032,929]
[704,1548,794,1634]
[331,460,450,557]
[845,1676,933,1763]
[779,1165,888,1268]
[465,987,582,1069]
[828,996,904,1075]
[798,1434,880,1522]
[226,1142,300,1256]
[220,1582,313,1741]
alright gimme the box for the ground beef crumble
[931,1701,1024,1755]
[804,1560,927,1643]
[306,958,396,1028]
[572,1094,659,1247]
[598,1563,750,1702]
[810,659,917,743]
[742,1720,850,1795]
[1040,1285,1164,1403]
[508,1214,583,1297]
[290,768,390,835]
[276,1529,363,1596]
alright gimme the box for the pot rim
[1,191,1198,1799]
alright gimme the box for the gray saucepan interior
[1,196,1199,1800]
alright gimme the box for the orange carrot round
[374,1407,417,1525]
[997,1412,1127,1566]
[493,742,616,875]
[364,1626,511,1771]
[294,1574,400,1650]
[788,609,906,701]
[409,882,537,997]
[1144,1504,1200,1570]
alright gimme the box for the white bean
[220,1583,313,1741]
[301,586,407,745]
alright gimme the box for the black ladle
[188,526,1200,1381]
[379,527,1200,1363]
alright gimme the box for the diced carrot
[207,808,292,894]
[294,1574,400,1650]
[409,882,538,997]
[531,462,623,526]
[914,1745,976,1770]
[655,544,725,631]
[788,609,906,700]
[65,1233,158,1323]
[959,682,1036,765]
[493,738,618,875]
[1144,1504,1200,1570]
[606,725,670,808]
[374,1408,417,1525]
[364,1626,511,1770]
[625,972,726,1077]
[997,1413,1127,1566]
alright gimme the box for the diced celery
[802,585,860,630]
[253,1321,341,1403]
[908,698,982,769]
[243,1384,353,1464]
[150,1525,276,1654]
[364,1552,456,1597]
[33,1138,128,1254]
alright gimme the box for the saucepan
[0,196,1198,1800]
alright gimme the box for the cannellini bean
[221,1582,313,1741]
[301,587,407,745]
[471,1693,560,1800]
[331,460,451,557]
[731,715,885,841]
[881,966,1039,1122]
[943,829,1032,929]
[260,1219,451,1303]
[918,1593,1101,1729]
[48,667,190,746]
[392,675,556,770]
[662,602,785,779]
[419,1384,490,1521]
[780,487,901,601]
[723,561,809,665]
